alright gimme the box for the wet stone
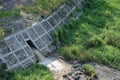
[27,28,38,40]
[41,34,52,45]
[24,46,34,56]
[22,32,29,39]
[34,24,45,36]
[14,49,28,62]
[41,21,52,31]
[22,59,33,68]
[48,17,57,27]
[9,65,23,71]
[35,39,45,49]
[57,10,65,19]
[16,34,26,46]
[4,54,18,66]
[64,5,71,12]
[6,37,20,51]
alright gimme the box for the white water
[39,57,64,71]
[33,49,45,61]
[33,49,64,71]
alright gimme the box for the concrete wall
[1,0,84,70]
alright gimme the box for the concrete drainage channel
[0,0,85,70]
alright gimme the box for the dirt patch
[94,64,120,80]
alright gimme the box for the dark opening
[26,40,37,49]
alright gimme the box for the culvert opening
[26,40,37,49]
[26,40,45,62]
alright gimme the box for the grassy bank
[9,64,54,80]
[0,64,54,80]
[53,0,120,70]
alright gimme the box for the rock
[76,71,83,75]
[68,72,72,76]
[63,74,67,78]
[68,76,74,80]
[73,60,79,64]
[59,56,64,60]
[73,64,81,68]
[75,76,81,80]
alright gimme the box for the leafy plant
[83,64,97,79]
[0,10,20,19]
[85,38,103,49]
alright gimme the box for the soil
[94,64,120,80]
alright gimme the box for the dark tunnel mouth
[26,40,40,62]
[26,40,37,49]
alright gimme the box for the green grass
[83,64,96,79]
[0,10,20,19]
[9,64,54,80]
[53,0,120,70]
